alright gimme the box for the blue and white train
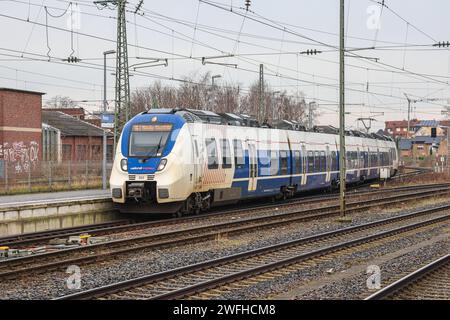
[110,108,398,214]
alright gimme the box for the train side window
[280,151,288,175]
[205,138,218,169]
[294,151,301,174]
[221,139,232,169]
[331,151,337,171]
[307,151,314,173]
[270,150,279,175]
[233,139,245,169]
[320,151,326,172]
[348,151,352,169]
[314,151,320,172]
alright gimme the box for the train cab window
[129,123,173,157]
[314,151,320,172]
[221,139,232,169]
[280,151,288,175]
[206,138,218,169]
[233,139,245,169]
[307,151,314,173]
[320,151,326,172]
[294,151,301,174]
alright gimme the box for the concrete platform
[0,189,116,236]
[0,189,110,208]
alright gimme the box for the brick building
[0,88,44,174]
[384,119,420,138]
[42,111,113,162]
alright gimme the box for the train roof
[142,108,394,142]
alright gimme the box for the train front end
[109,111,193,214]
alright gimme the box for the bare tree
[130,72,309,125]
[45,96,78,108]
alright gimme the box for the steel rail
[2,182,448,248]
[365,253,450,300]
[0,187,449,280]
[56,211,450,300]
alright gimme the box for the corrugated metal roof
[415,120,440,127]
[42,111,111,137]
[399,139,412,150]
[412,136,442,144]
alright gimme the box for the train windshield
[129,123,173,158]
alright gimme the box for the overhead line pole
[339,0,347,219]
[259,64,265,123]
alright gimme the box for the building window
[76,145,87,161]
[62,144,72,161]
[206,138,218,169]
[106,144,113,161]
[91,145,101,160]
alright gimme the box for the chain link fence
[0,160,113,195]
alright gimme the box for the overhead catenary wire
[2,0,449,119]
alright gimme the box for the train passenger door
[325,145,331,183]
[248,142,258,191]
[356,148,360,179]
[192,136,203,190]
[287,138,293,186]
[301,144,307,186]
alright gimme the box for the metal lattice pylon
[114,0,130,137]
[94,0,132,147]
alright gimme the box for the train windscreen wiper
[140,135,163,160]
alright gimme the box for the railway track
[0,186,449,281]
[365,253,450,300]
[1,182,448,248]
[56,206,450,300]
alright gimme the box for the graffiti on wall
[0,141,39,173]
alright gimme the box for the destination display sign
[132,124,173,132]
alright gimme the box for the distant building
[413,120,444,137]
[43,107,102,128]
[42,111,113,162]
[411,136,442,157]
[43,107,86,119]
[398,139,413,158]
[437,138,448,161]
[385,119,450,139]
[0,88,45,174]
[385,119,419,138]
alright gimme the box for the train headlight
[157,159,167,171]
[120,158,128,171]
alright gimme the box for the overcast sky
[1,0,450,131]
